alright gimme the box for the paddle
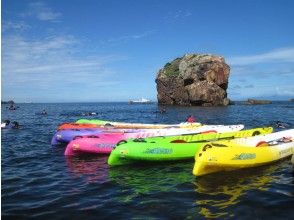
[256,137,293,147]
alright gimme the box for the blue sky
[2,0,294,102]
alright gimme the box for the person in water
[1,120,11,128]
[160,108,166,114]
[153,107,166,114]
[275,121,289,129]
[186,115,196,123]
[7,104,17,110]
[82,112,97,116]
[41,109,47,115]
[12,121,20,129]
[1,120,20,129]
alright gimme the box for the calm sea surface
[2,102,294,219]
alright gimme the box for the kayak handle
[73,135,83,140]
[202,144,212,151]
[117,140,127,146]
[252,131,261,136]
[133,138,146,143]
[87,135,100,138]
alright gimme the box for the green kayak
[107,127,273,166]
[76,119,202,129]
[76,119,109,125]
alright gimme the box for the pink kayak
[64,124,244,156]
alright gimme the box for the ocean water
[1,102,294,219]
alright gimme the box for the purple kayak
[51,128,140,145]
[51,129,103,145]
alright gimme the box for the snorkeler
[186,115,196,123]
[12,121,20,129]
[82,112,97,116]
[275,121,290,129]
[7,104,16,110]
[1,120,11,128]
[1,120,20,129]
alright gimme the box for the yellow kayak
[193,129,294,176]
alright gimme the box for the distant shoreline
[2,100,293,104]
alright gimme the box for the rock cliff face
[156,54,230,106]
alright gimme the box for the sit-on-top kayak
[107,127,273,166]
[64,124,245,156]
[52,127,165,145]
[76,119,202,129]
[58,123,103,130]
[51,128,104,145]
[51,128,135,145]
[192,129,294,177]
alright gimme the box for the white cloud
[22,2,61,21]
[276,86,294,96]
[228,47,294,65]
[2,34,124,98]
[101,30,155,45]
[2,21,30,32]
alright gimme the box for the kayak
[58,123,102,130]
[76,119,108,125]
[64,124,245,156]
[76,119,202,129]
[107,127,273,166]
[51,128,104,145]
[193,129,294,177]
[52,128,148,145]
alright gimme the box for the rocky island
[156,54,230,106]
[246,99,272,105]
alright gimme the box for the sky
[2,0,294,102]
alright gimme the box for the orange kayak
[58,123,102,130]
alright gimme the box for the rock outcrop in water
[1,100,15,104]
[246,99,272,105]
[155,54,230,106]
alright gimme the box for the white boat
[129,98,152,104]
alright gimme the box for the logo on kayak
[232,153,256,160]
[279,148,292,156]
[143,148,173,154]
[96,143,116,148]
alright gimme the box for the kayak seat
[170,140,187,143]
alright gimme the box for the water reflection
[65,156,292,219]
[108,162,195,205]
[108,162,194,194]
[66,156,109,183]
[193,162,288,219]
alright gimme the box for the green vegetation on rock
[163,57,181,78]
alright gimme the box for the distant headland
[1,100,15,104]
[245,99,272,105]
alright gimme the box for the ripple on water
[1,102,294,219]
